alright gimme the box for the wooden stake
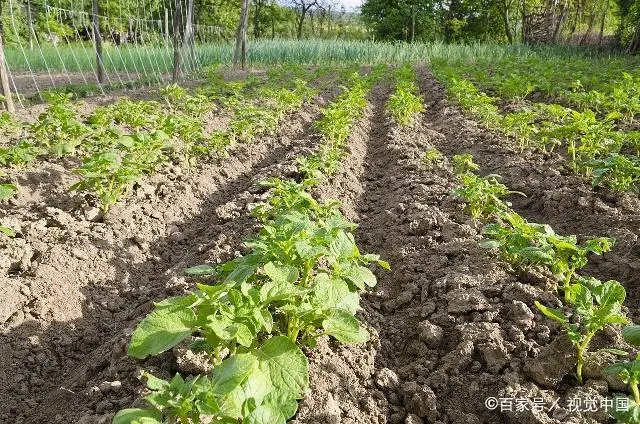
[164,8,169,46]
[172,0,184,82]
[92,0,104,83]
[0,33,15,112]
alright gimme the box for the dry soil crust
[0,87,337,423]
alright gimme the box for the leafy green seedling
[536,278,628,384]
[590,154,640,193]
[30,92,92,157]
[454,173,523,218]
[481,212,614,300]
[0,183,17,201]
[452,153,479,175]
[387,78,425,126]
[422,148,444,166]
[117,337,308,424]
[0,224,14,237]
[605,326,640,423]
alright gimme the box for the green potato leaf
[254,336,309,398]
[323,309,370,344]
[112,408,163,424]
[534,301,568,324]
[243,405,286,424]
[128,307,196,359]
[623,326,640,346]
[212,353,259,396]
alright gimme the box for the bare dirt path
[0,89,337,423]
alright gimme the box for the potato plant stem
[632,380,640,404]
[576,332,594,385]
[563,273,572,302]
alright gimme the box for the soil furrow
[0,88,336,424]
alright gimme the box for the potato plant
[536,278,627,384]
[422,147,444,166]
[0,182,17,202]
[590,154,640,193]
[481,212,614,300]
[386,63,425,126]
[451,153,479,175]
[606,326,640,423]
[71,131,171,213]
[114,70,389,424]
[453,155,631,391]
[0,140,43,167]
[454,172,522,219]
[31,92,92,157]
[70,72,319,212]
[432,61,640,194]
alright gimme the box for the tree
[289,0,319,39]
[233,0,250,68]
[253,0,267,37]
[496,0,518,43]
[616,0,640,51]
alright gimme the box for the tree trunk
[628,20,640,52]
[253,0,262,38]
[501,0,513,43]
[233,0,250,69]
[309,10,315,36]
[296,7,306,39]
[521,0,527,41]
[579,6,597,45]
[597,0,609,45]
[551,0,568,42]
[186,0,195,64]
[172,0,184,82]
[410,5,416,42]
[568,0,582,41]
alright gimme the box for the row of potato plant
[113,68,388,424]
[442,57,640,124]
[1,67,322,215]
[0,64,320,189]
[431,62,640,195]
[75,75,318,213]
[386,63,425,126]
[449,152,640,422]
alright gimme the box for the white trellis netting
[0,0,222,107]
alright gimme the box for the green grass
[5,39,636,74]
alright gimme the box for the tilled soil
[293,72,639,424]
[0,86,338,423]
[2,68,638,424]
[417,69,640,317]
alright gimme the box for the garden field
[1,46,640,424]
